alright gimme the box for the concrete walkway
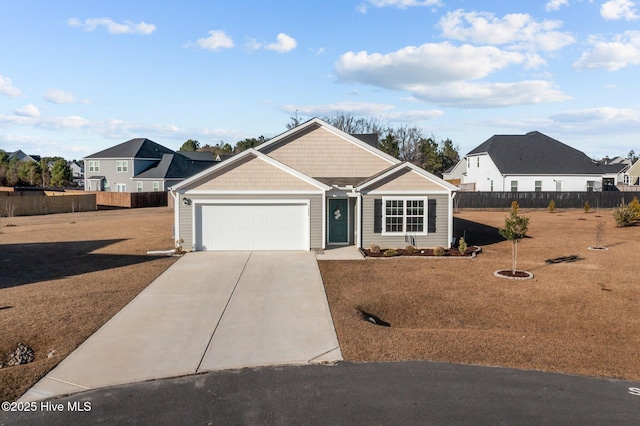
[20,251,342,402]
[315,245,364,260]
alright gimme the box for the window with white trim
[535,180,542,192]
[383,197,428,234]
[89,161,100,172]
[511,180,518,192]
[116,160,128,172]
[137,181,143,192]
[153,181,160,192]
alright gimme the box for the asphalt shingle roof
[85,138,174,159]
[134,153,215,179]
[467,131,620,175]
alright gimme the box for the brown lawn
[319,209,640,381]
[0,207,177,402]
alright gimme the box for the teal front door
[328,199,348,244]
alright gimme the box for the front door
[328,198,348,244]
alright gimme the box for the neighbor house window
[137,182,143,192]
[587,181,595,192]
[153,181,160,192]
[89,161,100,172]
[467,158,470,168]
[624,175,630,185]
[116,183,126,192]
[535,181,542,192]
[383,198,427,234]
[511,180,518,192]
[477,157,480,167]
[116,161,128,172]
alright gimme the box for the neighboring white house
[453,131,628,192]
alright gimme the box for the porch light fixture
[183,198,191,206]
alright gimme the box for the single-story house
[451,131,628,192]
[170,118,457,251]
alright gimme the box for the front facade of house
[455,131,627,192]
[171,118,457,251]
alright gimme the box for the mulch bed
[362,246,480,257]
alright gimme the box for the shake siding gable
[364,168,447,192]
[262,126,393,177]
[185,155,318,191]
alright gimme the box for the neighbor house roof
[85,138,174,159]
[134,153,215,180]
[467,131,607,175]
[179,151,216,161]
[8,150,40,163]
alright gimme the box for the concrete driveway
[20,251,342,402]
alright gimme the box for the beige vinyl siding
[182,155,318,191]
[178,193,322,250]
[365,168,448,192]
[361,194,450,248]
[262,126,393,177]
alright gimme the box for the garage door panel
[196,202,308,251]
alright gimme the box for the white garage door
[195,201,309,251]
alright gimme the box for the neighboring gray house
[170,118,457,252]
[452,131,629,192]
[83,138,214,192]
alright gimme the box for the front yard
[1,207,638,402]
[0,208,178,402]
[319,209,640,381]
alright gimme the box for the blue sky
[1,0,639,161]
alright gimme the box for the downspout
[171,188,179,246]
[449,191,456,249]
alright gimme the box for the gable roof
[357,161,458,192]
[256,117,399,165]
[169,148,331,192]
[467,131,605,175]
[8,150,40,163]
[85,138,174,159]
[134,153,215,180]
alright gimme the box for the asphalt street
[3,361,639,425]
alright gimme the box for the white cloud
[0,74,23,98]
[573,31,640,71]
[67,17,156,35]
[357,0,441,13]
[44,89,89,104]
[248,33,297,53]
[197,30,235,51]
[550,106,640,124]
[438,10,575,51]
[265,33,297,53]
[601,0,639,20]
[15,104,40,117]
[281,101,442,122]
[545,0,569,11]
[335,42,569,108]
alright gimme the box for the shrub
[370,244,381,254]
[594,221,605,248]
[499,201,530,274]
[433,246,445,256]
[629,197,640,220]
[383,249,398,257]
[584,201,590,213]
[458,237,467,255]
[548,199,556,213]
[613,201,636,227]
[405,245,416,254]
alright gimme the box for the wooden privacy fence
[455,191,640,209]
[95,191,168,208]
[0,192,96,216]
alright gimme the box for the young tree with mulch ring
[499,201,530,276]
